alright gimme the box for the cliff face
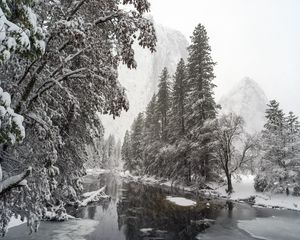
[101,23,189,140]
[219,77,269,134]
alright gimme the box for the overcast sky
[148,0,300,115]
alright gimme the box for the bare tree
[209,113,258,193]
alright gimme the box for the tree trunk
[188,163,192,184]
[226,172,233,193]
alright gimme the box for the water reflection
[71,173,226,240]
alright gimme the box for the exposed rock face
[101,22,189,140]
[219,77,269,134]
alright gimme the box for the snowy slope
[101,22,189,140]
[219,77,268,134]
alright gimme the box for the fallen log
[79,186,109,207]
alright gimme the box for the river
[5,172,300,240]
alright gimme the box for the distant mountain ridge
[219,77,268,133]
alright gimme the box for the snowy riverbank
[86,168,300,211]
[210,175,300,211]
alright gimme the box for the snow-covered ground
[211,175,300,211]
[7,216,24,229]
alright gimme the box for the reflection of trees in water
[87,206,96,219]
[227,201,234,219]
[83,173,123,202]
[98,173,123,201]
[117,183,224,240]
[69,173,123,219]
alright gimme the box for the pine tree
[130,113,144,173]
[184,23,218,181]
[264,100,285,132]
[115,139,122,167]
[157,67,171,142]
[261,100,286,168]
[286,111,300,137]
[285,112,300,170]
[122,131,132,171]
[107,134,116,168]
[169,58,187,141]
[143,94,161,173]
[255,100,300,194]
[185,23,218,134]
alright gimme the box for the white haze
[149,0,300,115]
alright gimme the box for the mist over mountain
[219,77,268,134]
[101,22,189,140]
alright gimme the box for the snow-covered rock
[219,77,268,134]
[101,21,189,139]
[166,196,196,207]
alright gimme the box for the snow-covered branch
[29,68,87,105]
[0,167,32,195]
[94,11,122,25]
[67,0,88,21]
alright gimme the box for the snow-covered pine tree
[122,130,132,172]
[115,139,122,167]
[185,23,218,133]
[157,67,171,142]
[264,100,285,133]
[107,134,116,168]
[184,23,218,181]
[284,111,300,195]
[169,58,187,142]
[255,100,300,194]
[130,113,144,174]
[144,94,160,142]
[143,94,161,174]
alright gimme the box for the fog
[149,0,300,115]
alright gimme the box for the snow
[0,87,26,143]
[7,216,24,229]
[86,168,111,175]
[140,228,153,233]
[238,217,300,240]
[211,175,300,211]
[24,6,37,32]
[80,186,109,207]
[166,196,196,207]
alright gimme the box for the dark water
[5,173,300,240]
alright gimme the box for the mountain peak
[219,77,268,133]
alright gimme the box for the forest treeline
[122,24,300,195]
